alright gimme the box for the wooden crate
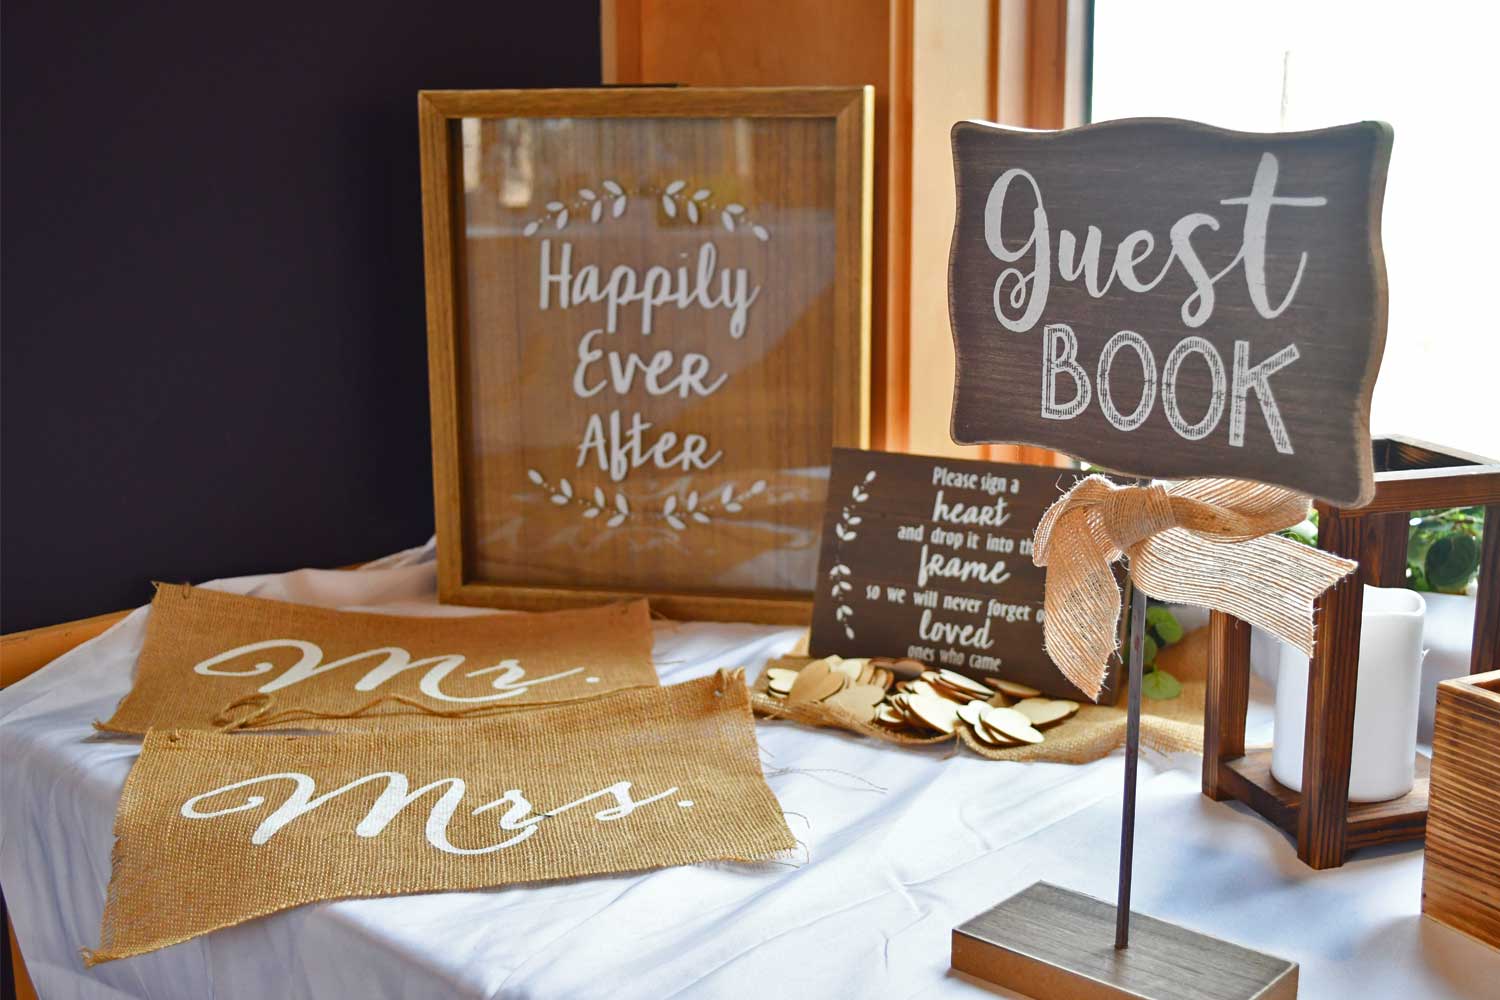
[1424,669,1500,949]
[1203,436,1500,869]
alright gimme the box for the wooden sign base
[952,882,1298,1000]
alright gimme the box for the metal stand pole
[1115,580,1147,950]
[951,572,1299,999]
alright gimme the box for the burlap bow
[1032,475,1357,699]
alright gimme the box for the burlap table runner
[100,585,657,733]
[86,671,792,964]
[750,629,1210,763]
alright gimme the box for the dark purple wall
[1,1,602,631]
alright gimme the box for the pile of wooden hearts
[764,656,908,720]
[763,655,1080,748]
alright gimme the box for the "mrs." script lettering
[180,770,683,854]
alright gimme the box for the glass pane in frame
[454,113,844,599]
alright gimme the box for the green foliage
[1280,516,1318,547]
[1126,602,1185,700]
[1425,533,1481,591]
[1408,507,1484,594]
[1146,604,1184,645]
[1280,506,1484,596]
[1141,669,1182,700]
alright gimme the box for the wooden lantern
[1203,436,1500,870]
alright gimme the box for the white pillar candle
[1271,586,1427,802]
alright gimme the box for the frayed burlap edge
[83,670,795,966]
[91,682,667,736]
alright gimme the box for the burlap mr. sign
[100,585,657,733]
[87,671,794,964]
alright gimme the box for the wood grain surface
[1295,508,1368,868]
[419,88,872,621]
[1203,436,1497,867]
[1423,670,1500,949]
[807,447,1120,702]
[952,882,1298,1000]
[1475,504,1500,674]
[601,0,1080,462]
[1221,750,1430,851]
[948,117,1392,507]
[1202,610,1251,802]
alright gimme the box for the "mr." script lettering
[194,640,586,704]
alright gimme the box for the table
[2,542,1494,999]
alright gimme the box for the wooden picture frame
[419,87,872,622]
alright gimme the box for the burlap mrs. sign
[100,585,657,733]
[87,672,793,964]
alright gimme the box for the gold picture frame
[419,87,872,622]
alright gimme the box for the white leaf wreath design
[527,471,768,531]
[828,470,877,639]
[522,182,629,236]
[520,178,771,241]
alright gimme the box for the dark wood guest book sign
[949,118,1392,506]
[808,447,1118,703]
[945,117,1392,1000]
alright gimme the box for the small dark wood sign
[808,448,1119,702]
[948,118,1391,507]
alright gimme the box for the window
[1092,0,1498,459]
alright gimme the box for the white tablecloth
[2,542,1495,999]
